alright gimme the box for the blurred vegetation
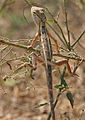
[0,0,85,120]
[0,0,85,37]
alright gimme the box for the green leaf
[46,19,54,22]
[60,65,67,86]
[54,84,69,89]
[54,84,65,89]
[35,102,48,109]
[54,66,68,90]
[60,65,66,79]
[61,78,67,87]
[53,58,57,61]
[60,49,64,52]
[54,84,62,88]
[66,91,74,108]
[30,69,34,79]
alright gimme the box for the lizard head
[31,6,46,25]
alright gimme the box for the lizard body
[31,6,55,120]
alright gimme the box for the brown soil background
[0,0,85,120]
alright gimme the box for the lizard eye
[42,9,45,12]
[33,11,36,14]
[33,10,39,15]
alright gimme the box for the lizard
[31,6,55,120]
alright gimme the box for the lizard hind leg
[30,52,45,79]
[31,52,45,68]
[52,60,72,75]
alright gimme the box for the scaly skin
[31,6,55,120]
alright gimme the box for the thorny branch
[0,39,85,62]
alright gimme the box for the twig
[0,39,85,63]
[71,30,85,48]
[0,47,13,62]
[53,53,85,62]
[0,0,15,12]
[47,66,67,119]
[0,57,24,67]
[46,22,66,47]
[23,6,30,24]
[3,62,29,80]
[47,89,61,120]
[0,40,40,54]
[45,7,68,48]
[0,45,8,52]
[64,7,70,49]
[24,0,32,7]
[0,0,8,12]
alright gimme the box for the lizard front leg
[28,32,40,49]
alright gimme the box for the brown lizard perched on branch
[30,4,81,120]
[31,6,55,120]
